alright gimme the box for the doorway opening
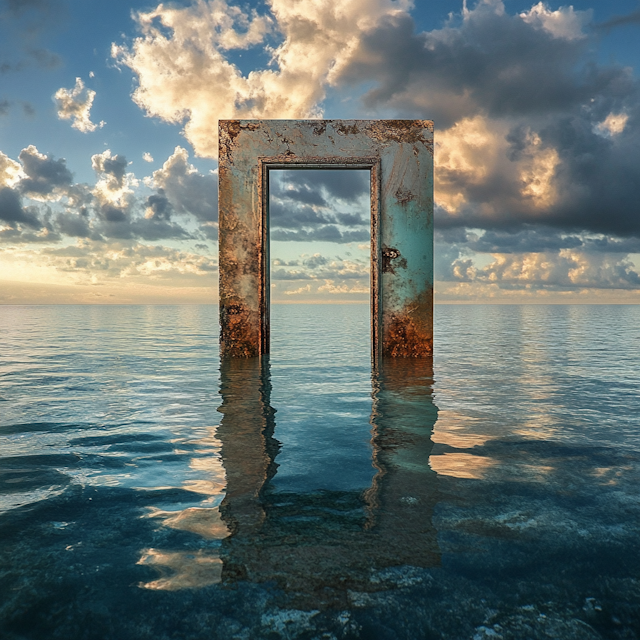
[268,168,372,361]
[268,168,372,358]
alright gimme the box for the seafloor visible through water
[0,304,639,640]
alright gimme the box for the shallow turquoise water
[0,304,639,639]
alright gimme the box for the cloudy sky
[1,0,640,304]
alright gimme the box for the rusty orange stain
[383,288,434,357]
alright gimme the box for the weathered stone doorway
[218,119,433,358]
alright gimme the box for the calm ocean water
[0,304,639,639]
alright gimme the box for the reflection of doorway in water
[216,356,440,608]
[267,169,375,495]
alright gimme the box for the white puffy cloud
[90,149,136,224]
[0,151,22,188]
[519,2,592,41]
[317,279,368,294]
[112,0,640,239]
[91,150,129,192]
[112,0,413,157]
[0,146,75,236]
[0,145,206,244]
[330,0,640,241]
[435,116,562,228]
[270,251,369,299]
[0,186,42,231]
[283,284,311,296]
[446,249,640,291]
[53,78,104,133]
[435,223,640,292]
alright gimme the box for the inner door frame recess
[218,119,434,359]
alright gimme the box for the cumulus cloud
[519,2,591,41]
[333,2,640,244]
[113,0,640,244]
[0,151,22,187]
[88,149,137,229]
[594,112,628,137]
[91,150,128,190]
[303,253,329,269]
[272,258,299,266]
[337,2,604,125]
[282,284,312,296]
[0,145,203,244]
[0,146,74,238]
[53,78,104,133]
[440,226,640,259]
[18,145,73,199]
[55,210,93,239]
[144,193,172,221]
[445,250,640,291]
[90,148,131,217]
[83,149,200,241]
[269,169,370,242]
[326,1,640,251]
[271,251,369,298]
[274,170,369,205]
[148,147,217,223]
[112,0,412,157]
[0,186,42,229]
[317,279,368,294]
[434,223,640,297]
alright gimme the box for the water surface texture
[0,304,639,639]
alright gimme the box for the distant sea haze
[0,304,639,638]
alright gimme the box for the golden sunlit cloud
[436,116,506,215]
[0,152,22,187]
[595,112,629,137]
[283,283,312,296]
[91,150,137,207]
[112,0,413,158]
[317,279,368,294]
[53,78,104,133]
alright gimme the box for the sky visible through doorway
[269,170,370,303]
